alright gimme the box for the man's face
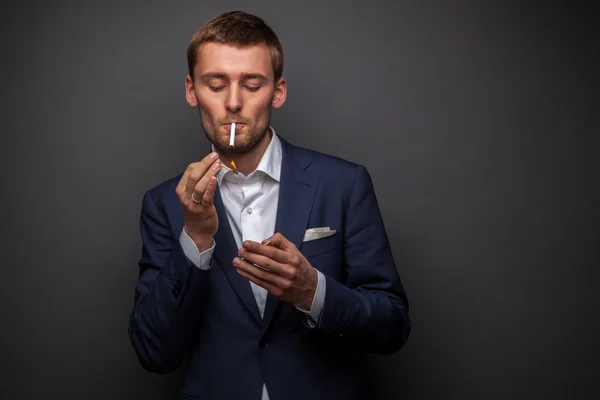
[185,42,286,154]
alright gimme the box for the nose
[225,85,242,113]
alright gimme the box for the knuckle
[290,255,300,266]
[282,280,292,290]
[288,268,297,280]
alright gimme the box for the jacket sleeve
[128,189,212,373]
[316,165,411,354]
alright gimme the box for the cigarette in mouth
[229,122,236,147]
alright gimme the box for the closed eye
[244,85,261,92]
[209,86,225,92]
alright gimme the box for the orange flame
[230,160,237,169]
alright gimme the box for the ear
[271,76,287,109]
[185,74,199,107]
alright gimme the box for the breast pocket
[299,230,342,258]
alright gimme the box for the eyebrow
[200,72,269,83]
[240,73,268,82]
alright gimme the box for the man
[129,10,411,400]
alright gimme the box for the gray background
[2,0,598,399]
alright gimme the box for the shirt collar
[212,125,282,185]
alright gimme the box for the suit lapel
[261,139,320,332]
[213,187,262,324]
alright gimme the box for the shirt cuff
[294,269,326,327]
[179,229,215,270]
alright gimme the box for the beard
[200,111,271,154]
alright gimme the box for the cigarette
[229,123,236,147]
[253,263,271,272]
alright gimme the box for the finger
[238,246,291,277]
[234,257,291,290]
[236,268,280,296]
[179,155,213,197]
[176,161,200,197]
[261,232,297,252]
[192,159,221,203]
[185,152,220,197]
[201,176,218,205]
[242,239,300,267]
[187,154,219,197]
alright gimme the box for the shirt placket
[240,178,268,318]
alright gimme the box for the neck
[218,128,272,176]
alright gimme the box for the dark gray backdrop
[2,0,598,399]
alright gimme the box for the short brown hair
[187,11,284,82]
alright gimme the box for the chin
[210,136,247,154]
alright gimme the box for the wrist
[184,226,213,252]
[300,268,319,309]
[299,295,314,311]
[195,238,213,253]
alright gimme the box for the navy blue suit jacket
[128,137,411,400]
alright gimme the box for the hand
[233,233,318,309]
[176,152,221,252]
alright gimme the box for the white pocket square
[303,227,337,242]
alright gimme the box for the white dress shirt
[179,127,326,400]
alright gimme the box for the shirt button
[247,207,253,214]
